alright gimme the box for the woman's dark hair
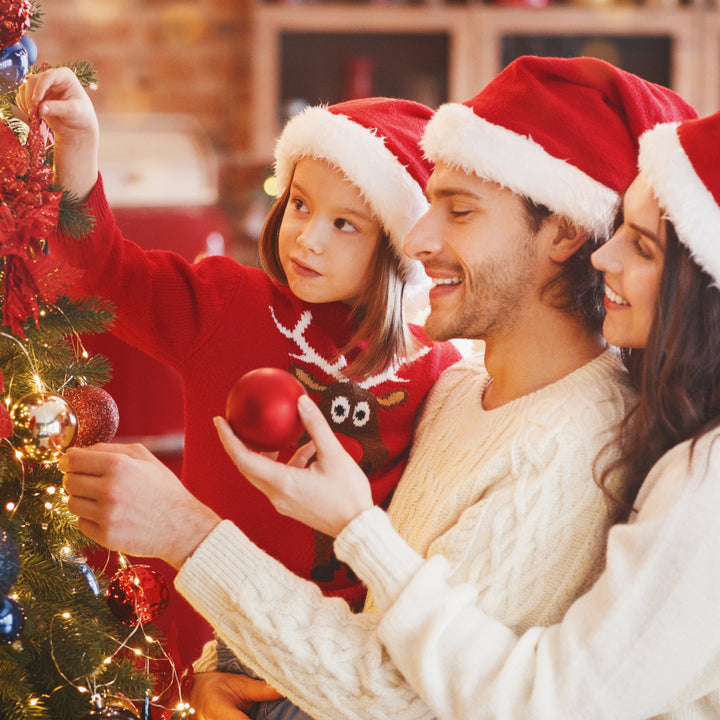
[258,181,412,380]
[522,197,606,334]
[599,221,720,509]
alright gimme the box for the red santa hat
[422,55,697,238]
[274,97,433,284]
[638,111,720,285]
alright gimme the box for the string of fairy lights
[0,322,195,718]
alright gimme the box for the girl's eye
[449,208,472,219]
[292,197,309,213]
[334,218,358,233]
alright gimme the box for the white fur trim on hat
[639,122,720,286]
[274,106,428,284]
[422,103,620,238]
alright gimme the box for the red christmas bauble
[226,368,308,452]
[0,403,12,439]
[0,0,33,48]
[106,565,169,627]
[63,385,120,447]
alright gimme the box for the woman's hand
[215,394,373,537]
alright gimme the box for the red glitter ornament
[0,0,33,48]
[106,565,169,627]
[0,403,11,439]
[63,385,119,446]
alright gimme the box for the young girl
[18,69,461,669]
[210,110,720,719]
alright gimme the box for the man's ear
[549,217,589,263]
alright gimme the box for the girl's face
[591,173,667,350]
[278,157,382,304]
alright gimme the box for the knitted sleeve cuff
[192,639,219,674]
[334,506,424,612]
[174,520,275,628]
[86,172,113,225]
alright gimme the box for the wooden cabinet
[249,2,718,162]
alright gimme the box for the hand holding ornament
[16,65,99,201]
[59,443,221,569]
[215,391,373,538]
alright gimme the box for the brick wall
[33,0,265,262]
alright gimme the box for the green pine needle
[55,190,97,240]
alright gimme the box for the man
[60,57,696,720]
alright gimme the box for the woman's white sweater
[345,429,720,719]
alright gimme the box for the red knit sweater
[51,177,461,669]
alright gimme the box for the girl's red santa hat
[274,97,433,284]
[639,110,720,285]
[422,55,697,238]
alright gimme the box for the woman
[206,110,720,718]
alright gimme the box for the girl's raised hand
[17,67,96,135]
[214,394,374,537]
[17,67,99,201]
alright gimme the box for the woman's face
[278,157,382,305]
[591,174,667,350]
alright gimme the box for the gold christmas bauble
[11,392,77,463]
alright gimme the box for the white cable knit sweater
[341,430,720,720]
[178,348,634,720]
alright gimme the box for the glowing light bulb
[263,176,278,197]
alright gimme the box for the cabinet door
[251,6,472,162]
[501,34,672,87]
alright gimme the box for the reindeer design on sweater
[271,307,431,588]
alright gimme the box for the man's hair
[258,181,412,380]
[597,222,720,509]
[522,196,606,333]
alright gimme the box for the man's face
[403,163,539,342]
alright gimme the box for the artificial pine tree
[0,3,187,719]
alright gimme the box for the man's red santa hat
[422,55,697,237]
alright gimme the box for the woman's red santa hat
[273,97,433,285]
[638,111,720,286]
[422,55,697,238]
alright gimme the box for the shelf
[249,4,716,162]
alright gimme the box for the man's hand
[190,672,282,720]
[214,394,373,537]
[59,443,221,569]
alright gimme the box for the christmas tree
[0,3,188,718]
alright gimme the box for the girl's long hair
[600,221,720,508]
[259,182,412,380]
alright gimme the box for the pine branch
[61,61,96,90]
[55,190,96,240]
[29,1,44,31]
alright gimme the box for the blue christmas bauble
[19,34,37,65]
[0,530,20,598]
[0,596,26,644]
[0,42,29,94]
[77,561,101,597]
